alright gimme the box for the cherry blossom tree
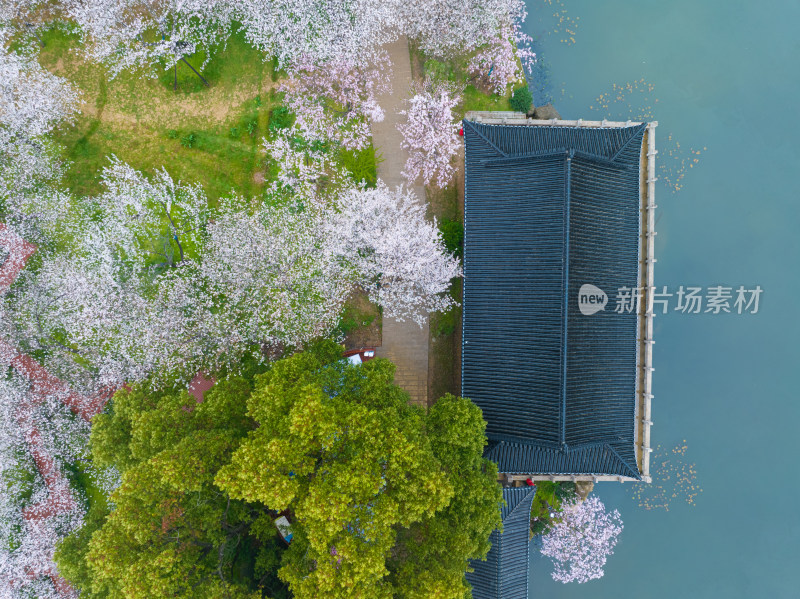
[65,0,235,78]
[0,0,37,22]
[15,246,196,387]
[16,201,342,387]
[8,159,216,387]
[468,19,535,95]
[279,55,390,150]
[0,32,80,207]
[0,32,79,136]
[397,78,461,188]
[328,182,461,323]
[233,0,398,69]
[0,0,58,43]
[540,495,624,584]
[198,198,352,352]
[0,133,66,213]
[89,155,211,268]
[399,0,528,58]
[263,128,329,194]
[0,372,88,599]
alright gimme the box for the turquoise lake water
[523,1,800,596]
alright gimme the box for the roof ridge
[503,486,537,520]
[571,149,634,170]
[462,120,509,158]
[609,122,648,162]
[559,153,572,450]
[605,443,641,479]
[481,148,570,166]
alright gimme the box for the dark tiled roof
[485,439,639,478]
[467,486,536,599]
[462,120,646,478]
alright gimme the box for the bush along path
[0,223,112,597]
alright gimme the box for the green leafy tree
[388,394,501,598]
[56,342,501,599]
[55,377,287,599]
[215,342,502,598]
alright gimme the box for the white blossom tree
[397,78,461,188]
[16,200,345,387]
[15,247,191,387]
[0,0,58,44]
[65,0,235,78]
[263,127,329,194]
[5,158,337,385]
[0,132,66,213]
[198,198,353,352]
[90,156,211,268]
[0,31,80,137]
[328,182,461,323]
[540,495,624,584]
[278,55,390,150]
[8,159,215,387]
[233,0,398,69]
[0,0,39,23]
[0,32,80,208]
[0,373,88,599]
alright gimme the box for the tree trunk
[25,23,44,47]
[181,58,210,87]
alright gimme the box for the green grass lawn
[460,83,513,115]
[36,25,383,207]
[37,27,278,204]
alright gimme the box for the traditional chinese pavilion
[461,112,657,486]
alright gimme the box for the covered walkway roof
[466,486,536,599]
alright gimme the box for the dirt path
[370,37,430,408]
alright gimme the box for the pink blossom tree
[397,78,461,188]
[540,495,624,584]
[468,20,536,95]
[399,0,528,57]
[279,55,390,150]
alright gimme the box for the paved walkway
[371,37,429,407]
